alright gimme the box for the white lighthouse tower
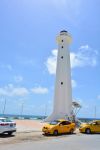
[45,30,72,121]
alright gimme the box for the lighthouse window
[61,82,63,85]
[61,46,63,48]
[61,56,63,59]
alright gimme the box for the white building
[45,30,73,121]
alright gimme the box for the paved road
[0,134,100,150]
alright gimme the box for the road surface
[0,134,100,150]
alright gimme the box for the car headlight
[44,127,47,129]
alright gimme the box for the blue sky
[0,0,100,118]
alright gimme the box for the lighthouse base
[44,112,73,122]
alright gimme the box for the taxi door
[95,122,100,133]
[91,122,100,133]
[59,121,71,133]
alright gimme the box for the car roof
[93,120,100,122]
[0,118,6,119]
[57,119,70,122]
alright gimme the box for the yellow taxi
[42,119,76,135]
[79,120,100,134]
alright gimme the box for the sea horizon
[0,113,100,122]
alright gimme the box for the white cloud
[46,45,98,75]
[46,49,57,75]
[0,64,13,71]
[79,45,89,50]
[0,84,29,97]
[31,86,49,94]
[22,59,34,66]
[70,45,98,68]
[14,75,23,83]
[71,80,77,88]
[6,65,13,71]
[49,0,82,25]
[18,57,35,66]
[12,88,28,96]
[0,84,49,97]
[97,95,100,99]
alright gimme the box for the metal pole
[0,97,2,114]
[94,106,96,119]
[20,103,24,118]
[3,98,7,115]
[44,104,47,118]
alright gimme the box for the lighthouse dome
[60,30,68,33]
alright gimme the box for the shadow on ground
[43,132,76,137]
[0,134,15,138]
[79,132,100,135]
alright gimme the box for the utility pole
[44,104,47,117]
[94,106,96,119]
[3,98,7,115]
[20,102,24,118]
[0,97,1,114]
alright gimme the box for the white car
[0,118,16,135]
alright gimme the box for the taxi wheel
[53,130,58,136]
[85,128,91,134]
[70,129,74,134]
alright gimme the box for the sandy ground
[0,119,46,145]
[0,120,79,145]
[16,119,45,132]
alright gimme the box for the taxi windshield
[89,121,96,125]
[49,120,60,125]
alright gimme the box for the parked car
[0,118,16,135]
[42,119,76,135]
[79,120,100,134]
